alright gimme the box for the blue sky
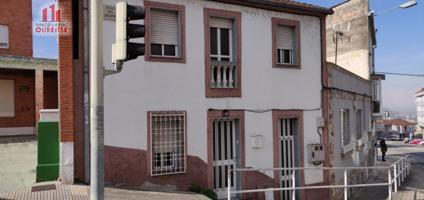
[32,0,424,117]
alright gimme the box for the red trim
[147,111,188,176]
[207,110,245,191]
[272,110,305,200]
[144,1,186,63]
[204,8,242,98]
[272,18,301,69]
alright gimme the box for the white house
[57,0,333,199]
[416,88,424,133]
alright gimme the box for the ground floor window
[149,111,186,175]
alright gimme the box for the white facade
[102,0,325,187]
[416,89,424,133]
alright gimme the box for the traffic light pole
[90,0,104,199]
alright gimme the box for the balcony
[209,61,237,89]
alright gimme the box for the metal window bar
[227,155,411,200]
[150,111,186,176]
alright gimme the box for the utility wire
[375,72,424,77]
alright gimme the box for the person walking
[380,139,388,161]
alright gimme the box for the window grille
[150,111,186,175]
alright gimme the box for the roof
[378,119,417,127]
[209,0,334,16]
[416,88,424,94]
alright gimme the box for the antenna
[332,21,352,65]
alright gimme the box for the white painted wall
[102,0,323,184]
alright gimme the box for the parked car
[389,135,401,141]
[410,139,423,145]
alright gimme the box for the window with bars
[150,111,186,176]
[149,8,180,57]
[340,109,351,146]
[0,25,9,49]
[209,17,233,62]
[276,25,296,65]
[356,109,363,140]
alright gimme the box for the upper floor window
[209,17,233,62]
[272,18,300,68]
[150,9,179,57]
[145,1,185,63]
[0,25,9,49]
[204,8,241,98]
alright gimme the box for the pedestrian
[380,139,387,161]
[409,131,414,142]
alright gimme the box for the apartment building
[58,0,334,199]
[0,0,57,136]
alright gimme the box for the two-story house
[0,0,57,137]
[57,0,333,199]
[325,0,385,199]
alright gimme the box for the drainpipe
[89,0,104,199]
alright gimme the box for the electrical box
[251,135,262,149]
[307,144,325,164]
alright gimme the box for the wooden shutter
[277,25,295,50]
[210,17,232,29]
[150,9,178,45]
[0,25,9,48]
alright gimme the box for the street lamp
[369,0,418,16]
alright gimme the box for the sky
[31,0,424,118]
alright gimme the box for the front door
[279,118,300,200]
[213,118,240,199]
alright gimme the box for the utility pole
[90,0,104,199]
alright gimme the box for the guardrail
[227,156,410,200]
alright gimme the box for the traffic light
[113,1,145,63]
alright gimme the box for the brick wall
[0,0,33,56]
[58,0,74,142]
[0,69,35,128]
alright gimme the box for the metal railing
[227,156,411,200]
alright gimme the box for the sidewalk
[353,153,424,200]
[0,182,210,200]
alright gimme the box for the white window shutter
[277,25,295,50]
[150,9,178,45]
[209,17,232,29]
[0,25,9,49]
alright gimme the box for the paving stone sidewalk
[0,182,210,200]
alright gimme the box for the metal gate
[280,118,297,200]
[213,119,238,198]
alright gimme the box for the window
[145,1,185,63]
[0,25,9,49]
[340,109,351,146]
[276,25,295,64]
[0,79,15,117]
[150,111,186,176]
[356,109,363,140]
[209,17,233,62]
[150,9,179,57]
[272,18,300,68]
[204,8,241,98]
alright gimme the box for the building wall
[101,0,325,191]
[326,0,371,80]
[0,69,35,128]
[417,91,424,132]
[43,71,59,109]
[327,64,373,199]
[0,0,33,56]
